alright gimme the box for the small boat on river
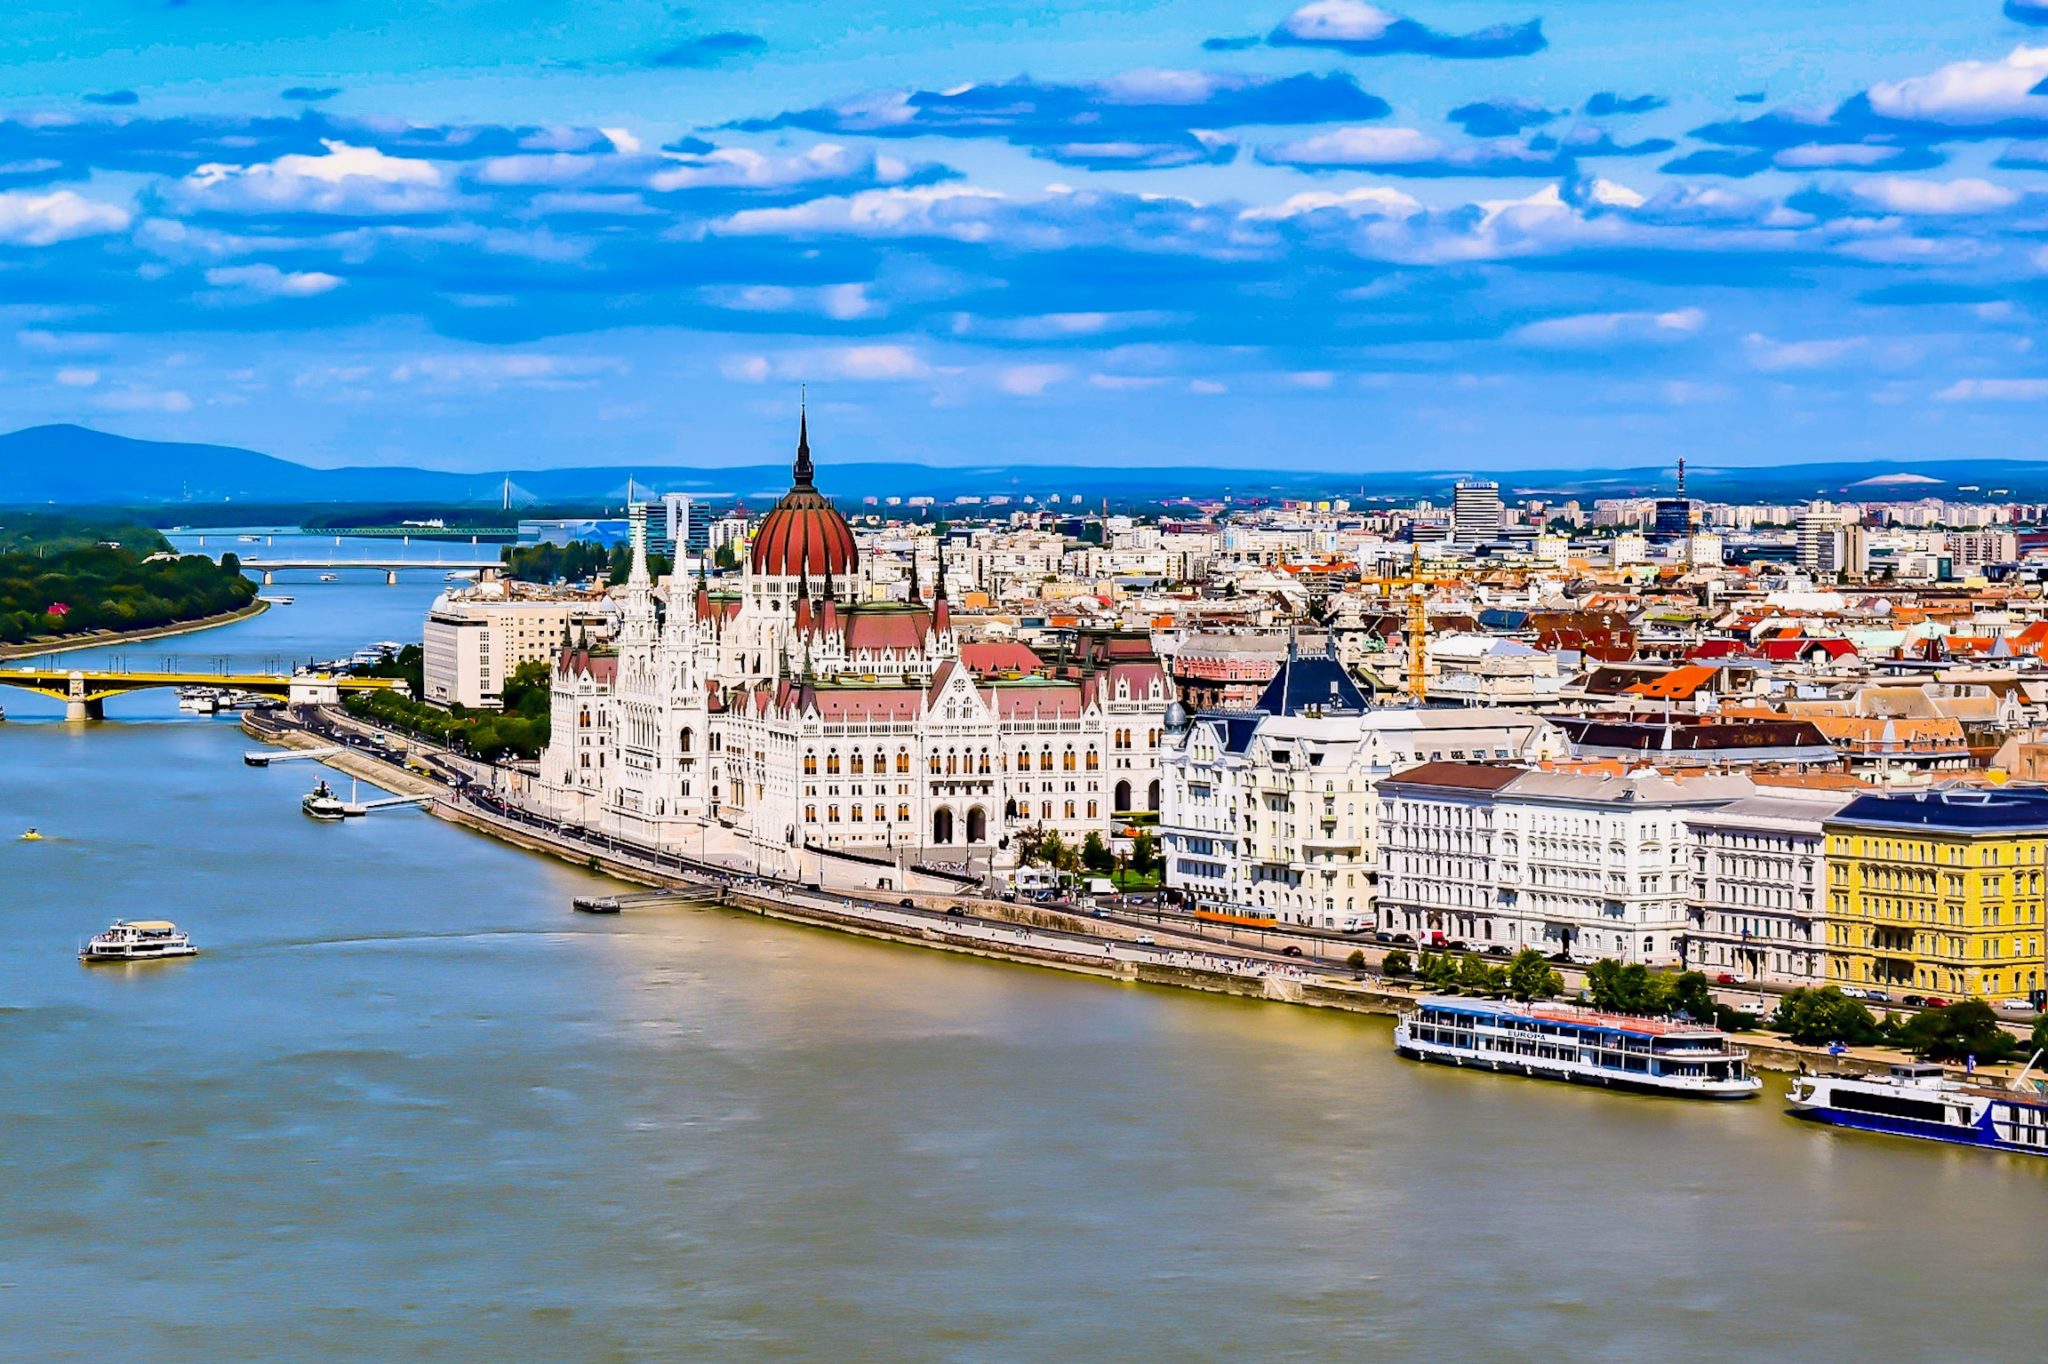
[302,779,347,821]
[81,919,197,963]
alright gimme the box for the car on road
[1484,945,1511,959]
[1902,995,1926,1008]
[1923,996,1950,1009]
[898,898,916,908]
[1374,930,1397,945]
[944,907,966,918]
[2001,998,2038,1013]
[1714,973,1750,986]
[1839,986,1869,999]
[1134,933,1156,947]
[1280,945,1304,958]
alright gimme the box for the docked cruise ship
[1789,1062,2048,1155]
[1394,999,1762,1099]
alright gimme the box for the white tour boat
[1789,1057,2048,1156]
[80,919,197,963]
[1394,998,1762,1099]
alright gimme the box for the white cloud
[998,364,1068,395]
[176,140,451,215]
[1936,378,2048,401]
[1512,307,1706,347]
[649,143,910,193]
[1262,126,1444,168]
[55,366,98,387]
[0,190,129,245]
[1868,46,2048,125]
[721,355,772,383]
[1744,333,1866,371]
[831,344,928,380]
[1277,1,1398,43]
[1287,370,1336,389]
[1240,186,1422,221]
[1585,178,1645,209]
[388,353,622,389]
[1851,176,2020,215]
[95,387,192,413]
[1189,379,1228,394]
[204,264,343,297]
[703,282,875,320]
[718,185,1005,240]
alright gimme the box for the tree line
[0,528,256,646]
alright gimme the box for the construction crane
[1359,543,1438,704]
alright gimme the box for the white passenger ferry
[80,920,198,963]
[1394,998,1762,1099]
[1789,1059,2048,1156]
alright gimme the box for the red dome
[750,411,859,578]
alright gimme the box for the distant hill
[5,422,2048,508]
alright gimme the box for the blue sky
[3,0,2048,474]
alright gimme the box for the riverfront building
[1685,790,1853,987]
[1823,788,2048,1003]
[531,417,1170,878]
[422,587,612,710]
[1160,662,1563,930]
[1376,764,1751,963]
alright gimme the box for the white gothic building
[532,415,1171,879]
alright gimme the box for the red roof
[749,414,858,578]
[960,641,1045,676]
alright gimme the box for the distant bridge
[212,554,501,585]
[0,668,408,721]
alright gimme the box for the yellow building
[1824,789,2048,1002]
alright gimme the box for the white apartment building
[1160,652,1563,930]
[423,588,612,709]
[1685,790,1850,986]
[1376,765,1752,964]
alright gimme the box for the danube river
[3,545,2046,1361]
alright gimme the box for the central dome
[750,410,858,578]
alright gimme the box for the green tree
[1080,832,1115,874]
[1419,951,1460,990]
[1769,987,1884,1048]
[1667,971,1717,1023]
[1129,831,1158,875]
[1038,830,1078,875]
[1585,960,1673,1015]
[1382,950,1413,979]
[1345,949,1367,971]
[1893,1001,2021,1064]
[2031,1014,2048,1057]
[1506,949,1564,1002]
[1457,952,1506,996]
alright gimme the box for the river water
[2,537,2045,1362]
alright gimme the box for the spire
[793,389,814,488]
[626,501,650,587]
[934,547,948,600]
[908,553,922,604]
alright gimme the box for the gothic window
[896,750,910,774]
[851,753,865,774]
[828,805,840,823]
[826,753,841,775]
[898,803,911,823]
[679,728,693,754]
[805,804,817,822]
[803,754,818,776]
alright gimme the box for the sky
[4,1,2048,475]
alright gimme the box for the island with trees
[0,512,259,650]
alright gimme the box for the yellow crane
[1360,543,1437,703]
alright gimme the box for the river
[2,537,2044,1362]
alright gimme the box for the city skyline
[2,2,2048,470]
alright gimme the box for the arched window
[679,728,693,754]
[896,751,910,774]
[804,804,817,822]
[978,750,991,774]
[851,805,863,822]
[803,754,818,776]
[1039,748,1053,771]
[1085,748,1099,771]
[898,803,911,823]
[826,753,841,775]
[929,754,942,774]
[1062,751,1076,771]
[828,804,841,823]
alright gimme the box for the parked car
[1839,987,1869,999]
[1714,972,1750,986]
[944,907,966,918]
[1923,996,1950,1009]
[1374,930,1397,945]
[1901,995,1927,1008]
[1134,934,1156,947]
[1484,945,1512,959]
[899,898,916,909]
[2001,998,2038,1013]
[1865,990,1892,1005]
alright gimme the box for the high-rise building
[1651,457,1698,545]
[1451,480,1503,547]
[659,492,715,559]
[1797,503,1845,576]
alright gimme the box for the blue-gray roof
[1831,787,2048,834]
[1255,651,1369,716]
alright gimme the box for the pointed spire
[908,553,922,604]
[934,547,948,600]
[793,388,815,487]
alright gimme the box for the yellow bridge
[0,669,409,721]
